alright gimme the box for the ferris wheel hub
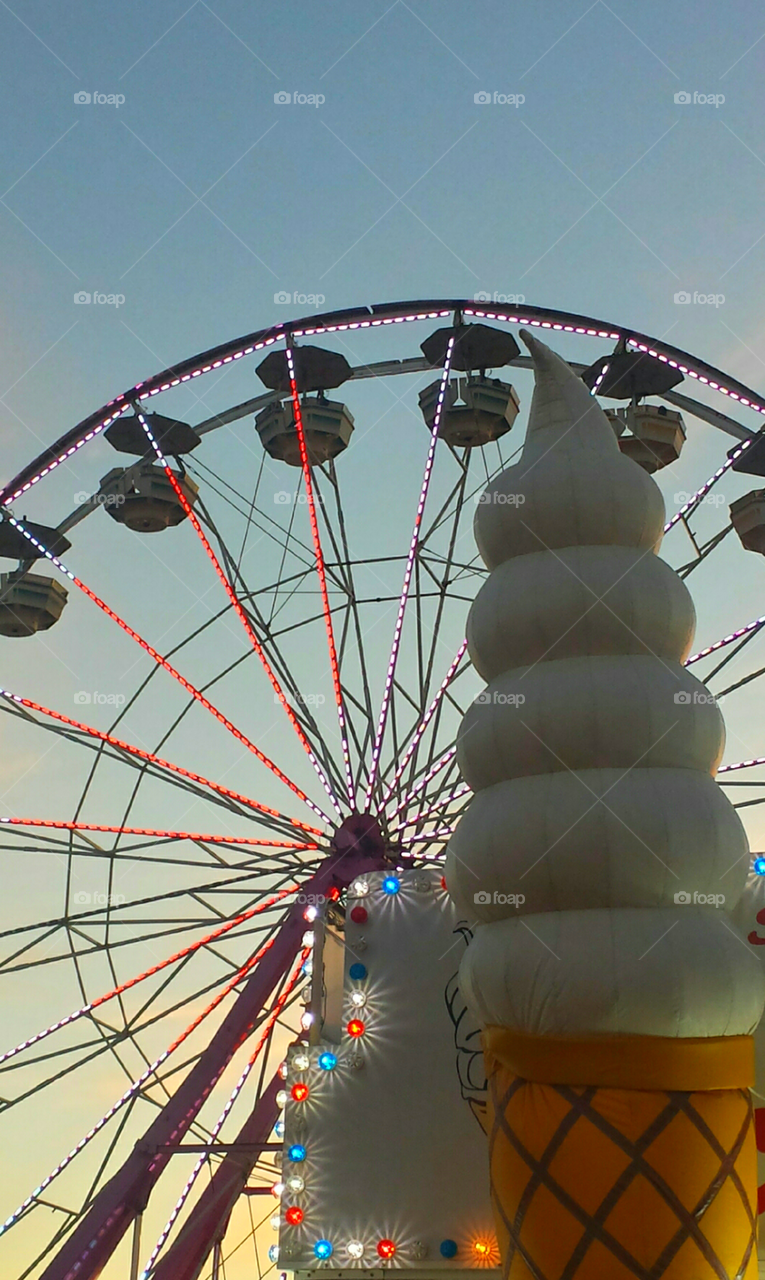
[330,812,388,863]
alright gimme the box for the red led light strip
[283,348,355,810]
[3,517,332,826]
[135,409,343,819]
[0,817,319,848]
[0,688,323,836]
[0,886,300,1068]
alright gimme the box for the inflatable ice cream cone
[446,331,765,1278]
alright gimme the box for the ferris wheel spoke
[0,867,302,974]
[15,1096,141,1280]
[380,639,469,811]
[133,408,345,817]
[0,885,301,1069]
[387,743,458,822]
[393,771,471,836]
[0,689,323,839]
[0,818,320,851]
[192,498,348,803]
[314,462,379,781]
[1,518,335,825]
[284,347,356,810]
[364,338,457,810]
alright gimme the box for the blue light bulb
[440,1240,458,1258]
[349,962,367,980]
[288,1143,306,1162]
[318,1051,337,1071]
[382,875,400,895]
[274,1120,285,1138]
[314,1239,333,1259]
[755,856,765,876]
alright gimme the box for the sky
[3,1,765,1276]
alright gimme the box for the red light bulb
[377,1239,396,1259]
[285,1206,304,1226]
[347,1018,365,1038]
[291,1082,309,1102]
[350,905,368,924]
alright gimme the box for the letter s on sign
[747,907,765,946]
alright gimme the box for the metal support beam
[151,1075,281,1280]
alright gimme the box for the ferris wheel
[1,297,765,1280]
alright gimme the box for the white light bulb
[287,1175,305,1194]
[300,1011,314,1030]
[278,1060,289,1079]
[350,990,366,1008]
[293,1052,310,1071]
[271,1182,284,1199]
[347,1240,364,1259]
[350,879,369,898]
[276,1089,288,1109]
[303,905,319,922]
[270,1213,281,1231]
[302,931,315,948]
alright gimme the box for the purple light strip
[465,309,765,415]
[718,758,765,775]
[664,434,754,533]
[590,362,610,396]
[388,745,458,821]
[380,640,468,812]
[397,826,455,845]
[394,780,472,831]
[363,337,457,812]
[686,615,765,666]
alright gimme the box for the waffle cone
[484,1031,758,1279]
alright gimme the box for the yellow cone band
[484,1026,755,1091]
[485,1037,758,1279]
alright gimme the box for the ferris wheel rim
[3,295,765,511]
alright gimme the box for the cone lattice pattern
[487,1064,757,1280]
